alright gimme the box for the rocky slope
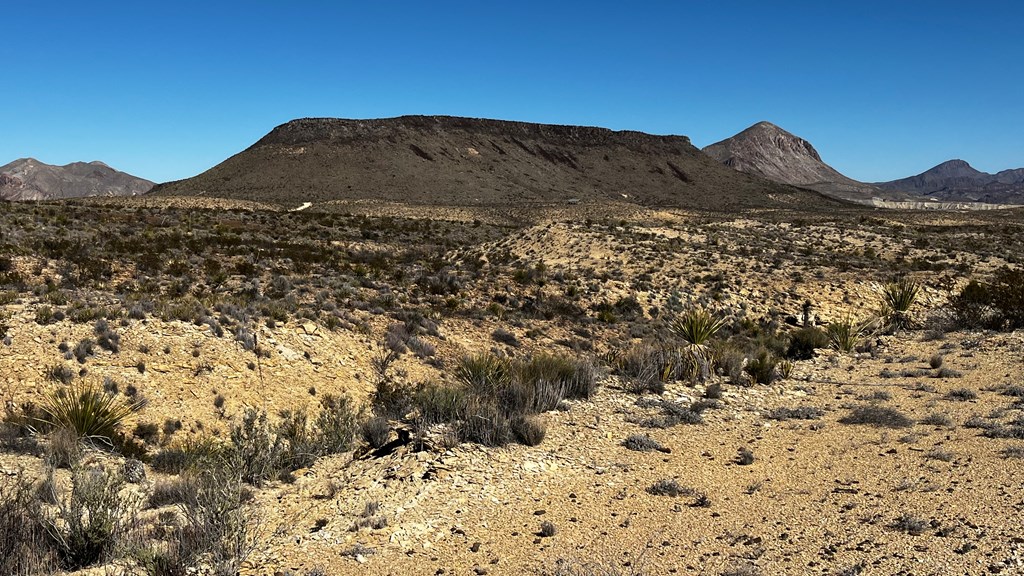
[875,159,1024,204]
[149,115,841,212]
[701,122,899,203]
[0,158,153,201]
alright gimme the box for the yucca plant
[42,384,142,443]
[879,278,920,331]
[670,308,726,382]
[827,315,869,352]
[671,308,726,347]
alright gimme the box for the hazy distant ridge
[0,158,153,201]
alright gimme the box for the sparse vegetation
[839,405,914,428]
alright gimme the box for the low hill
[875,159,1024,204]
[150,116,841,212]
[0,158,153,201]
[702,122,899,203]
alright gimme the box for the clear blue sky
[3,1,1022,183]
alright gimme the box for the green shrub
[786,326,828,360]
[744,349,778,385]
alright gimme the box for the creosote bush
[410,352,598,447]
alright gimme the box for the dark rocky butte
[149,115,841,212]
[0,158,153,201]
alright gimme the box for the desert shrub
[148,476,198,508]
[786,326,828,360]
[539,520,557,537]
[143,467,257,576]
[134,421,161,444]
[414,382,466,426]
[491,327,520,347]
[94,319,121,353]
[928,354,944,369]
[612,342,688,393]
[275,408,318,471]
[46,363,76,385]
[44,464,138,570]
[744,349,778,385]
[458,396,513,446]
[983,425,1024,439]
[768,406,824,421]
[934,367,963,379]
[987,267,1024,329]
[313,394,360,455]
[42,383,142,442]
[151,437,227,474]
[890,513,929,535]
[35,305,55,325]
[0,473,57,575]
[646,479,691,497]
[511,415,547,446]
[945,388,977,401]
[635,397,704,428]
[47,427,83,469]
[230,408,283,486]
[736,447,755,465]
[919,413,953,427]
[361,416,391,449]
[1001,446,1024,459]
[623,434,669,453]
[839,405,913,428]
[73,338,95,363]
[412,352,597,448]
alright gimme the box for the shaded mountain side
[0,158,153,201]
[150,115,842,212]
[702,122,904,203]
[876,160,1024,204]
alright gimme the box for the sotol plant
[42,384,143,442]
[670,308,726,382]
[827,315,871,352]
[879,278,920,331]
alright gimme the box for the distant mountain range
[874,159,1024,204]
[703,122,1023,206]
[150,115,839,212]
[4,118,1019,208]
[0,158,153,201]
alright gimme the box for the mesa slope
[150,116,841,212]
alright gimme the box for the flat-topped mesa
[152,115,839,212]
[254,116,693,150]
